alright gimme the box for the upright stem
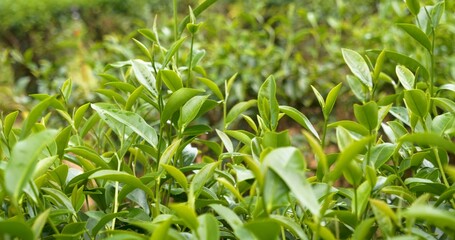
[173,0,179,67]
[321,118,328,148]
[187,34,195,87]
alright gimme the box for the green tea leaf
[311,86,325,109]
[66,146,110,169]
[342,48,372,88]
[403,205,455,231]
[0,220,34,239]
[263,170,289,213]
[396,65,415,90]
[125,85,145,111]
[367,50,429,80]
[354,101,378,131]
[159,70,183,92]
[163,37,186,67]
[91,211,128,237]
[328,120,369,136]
[406,0,420,15]
[346,75,367,102]
[89,170,154,197]
[161,88,204,124]
[199,77,224,101]
[324,83,343,119]
[92,103,158,148]
[352,218,375,240]
[96,89,126,105]
[178,0,218,34]
[150,219,172,240]
[404,89,428,118]
[432,97,455,113]
[397,23,431,52]
[399,133,455,154]
[191,161,220,198]
[3,111,18,138]
[179,95,209,129]
[31,209,51,237]
[258,76,279,131]
[131,59,157,97]
[170,204,199,231]
[269,215,309,240]
[20,96,55,139]
[329,136,372,182]
[226,100,257,128]
[264,147,320,218]
[216,129,234,153]
[132,38,152,61]
[197,214,220,240]
[161,164,188,190]
[279,105,320,140]
[243,219,280,240]
[370,143,396,168]
[5,129,57,202]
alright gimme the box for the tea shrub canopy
[1,0,455,239]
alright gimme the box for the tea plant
[1,0,455,239]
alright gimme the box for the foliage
[1,0,455,239]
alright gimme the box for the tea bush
[1,0,455,239]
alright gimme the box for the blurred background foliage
[0,0,454,117]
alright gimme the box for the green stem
[321,118,328,148]
[433,148,449,187]
[173,0,179,67]
[187,34,195,88]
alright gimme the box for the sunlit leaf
[5,129,57,202]
[342,48,372,88]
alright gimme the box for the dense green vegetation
[1,0,455,239]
